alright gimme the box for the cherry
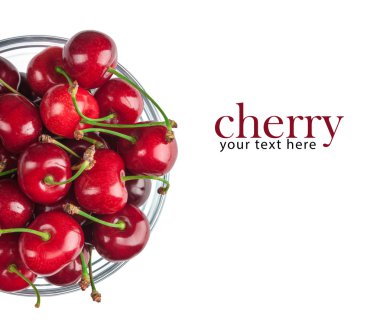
[27,46,66,97]
[63,30,117,89]
[45,246,89,287]
[0,179,34,229]
[74,149,128,214]
[93,204,150,262]
[0,235,37,292]
[0,144,17,178]
[18,73,39,102]
[117,125,178,176]
[40,84,100,138]
[0,94,42,153]
[18,143,72,204]
[0,56,20,94]
[94,78,143,124]
[126,177,152,207]
[18,211,84,276]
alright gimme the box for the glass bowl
[0,35,168,296]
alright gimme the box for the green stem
[79,251,90,291]
[0,168,17,177]
[88,247,101,302]
[8,264,41,308]
[108,68,172,133]
[44,160,89,186]
[0,78,28,100]
[122,175,170,194]
[82,136,105,149]
[82,120,166,129]
[63,204,126,230]
[40,135,81,159]
[55,66,116,123]
[78,128,136,144]
[0,228,50,241]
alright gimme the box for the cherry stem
[88,247,101,303]
[0,78,27,100]
[0,228,50,241]
[63,203,126,230]
[81,119,167,129]
[39,134,81,159]
[79,251,90,291]
[0,168,17,177]
[107,68,173,135]
[123,175,170,194]
[77,128,137,144]
[8,264,41,308]
[44,160,90,186]
[55,67,116,122]
[82,136,106,149]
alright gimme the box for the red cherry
[45,246,89,286]
[0,94,42,153]
[93,204,150,262]
[40,84,99,138]
[63,30,117,89]
[19,211,84,276]
[74,149,128,214]
[18,143,72,204]
[0,179,34,229]
[117,125,178,176]
[126,177,152,207]
[27,46,66,97]
[0,56,20,94]
[94,78,143,124]
[0,235,37,292]
[18,72,39,102]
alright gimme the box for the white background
[1,1,380,334]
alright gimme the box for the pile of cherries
[0,30,178,307]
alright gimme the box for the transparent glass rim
[0,35,169,296]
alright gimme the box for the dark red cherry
[117,125,178,176]
[19,211,84,276]
[0,56,20,94]
[40,84,99,138]
[0,179,34,229]
[18,143,72,204]
[74,149,128,214]
[45,246,89,286]
[93,204,150,262]
[63,30,117,89]
[27,47,66,97]
[0,145,18,178]
[0,94,42,153]
[18,73,39,102]
[0,235,37,292]
[95,78,143,124]
[34,191,84,224]
[126,177,152,207]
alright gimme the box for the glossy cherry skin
[63,30,117,89]
[93,204,150,262]
[34,191,84,224]
[19,73,39,102]
[0,144,18,178]
[19,211,84,276]
[45,246,89,286]
[27,46,66,97]
[0,179,34,229]
[0,94,42,153]
[40,84,100,138]
[117,125,178,176]
[126,177,152,207]
[95,78,143,124]
[0,56,20,94]
[0,235,37,292]
[74,149,128,214]
[18,143,72,205]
